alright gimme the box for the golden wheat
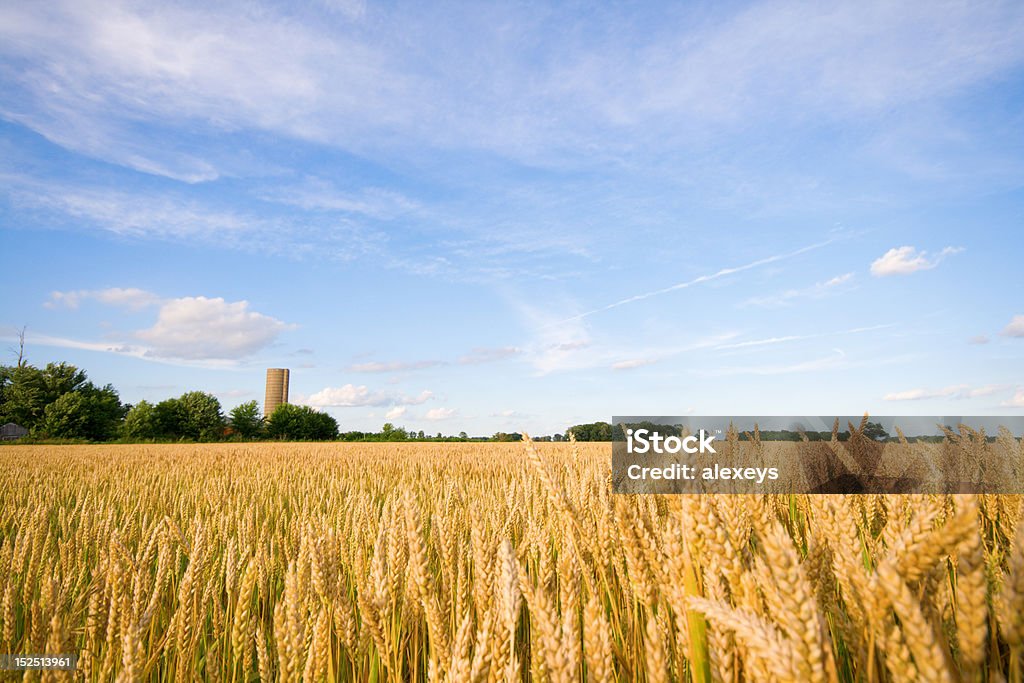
[0,438,1022,681]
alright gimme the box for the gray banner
[612,415,1024,494]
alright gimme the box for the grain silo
[264,368,290,416]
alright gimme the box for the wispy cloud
[257,177,419,220]
[1003,389,1024,408]
[3,1,1023,171]
[3,175,384,259]
[348,359,446,373]
[2,332,241,369]
[713,323,894,351]
[707,349,850,376]
[346,347,522,373]
[883,384,1007,401]
[457,347,522,365]
[302,385,433,408]
[741,272,853,308]
[870,245,963,276]
[561,237,837,323]
[45,287,162,311]
[1002,315,1024,338]
[611,358,657,371]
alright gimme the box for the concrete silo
[264,368,290,416]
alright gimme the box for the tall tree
[0,363,45,428]
[267,404,338,441]
[123,400,160,440]
[38,381,124,441]
[178,391,225,441]
[229,400,264,440]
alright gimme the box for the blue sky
[2,0,1023,435]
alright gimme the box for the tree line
[0,358,591,443]
[0,359,339,442]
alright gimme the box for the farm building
[0,422,28,441]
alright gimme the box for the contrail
[558,237,838,325]
[713,323,895,351]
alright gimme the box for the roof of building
[1,422,29,437]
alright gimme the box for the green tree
[266,404,338,441]
[153,392,224,440]
[0,363,45,428]
[178,391,225,441]
[492,431,522,442]
[39,392,89,439]
[123,400,160,440]
[38,382,124,441]
[39,362,88,405]
[154,398,185,438]
[863,421,890,442]
[380,423,408,441]
[229,400,264,440]
[567,422,613,441]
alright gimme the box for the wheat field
[1,437,1023,682]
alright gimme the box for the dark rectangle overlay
[612,415,1024,494]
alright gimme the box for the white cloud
[345,347,524,373]
[385,406,407,420]
[45,287,161,311]
[14,183,253,239]
[491,409,526,418]
[457,347,522,365]
[1002,389,1024,408]
[3,1,1023,173]
[823,273,853,287]
[136,296,291,360]
[305,385,385,407]
[611,358,657,371]
[883,384,1007,401]
[742,272,855,308]
[1001,315,1024,338]
[303,385,432,408]
[870,245,962,276]
[2,332,238,369]
[2,175,384,260]
[405,390,434,405]
[348,359,445,373]
[258,178,419,220]
[425,407,456,421]
[968,335,990,345]
[713,323,894,351]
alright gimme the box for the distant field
[1,441,1022,681]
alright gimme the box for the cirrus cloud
[45,287,162,311]
[883,384,1005,401]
